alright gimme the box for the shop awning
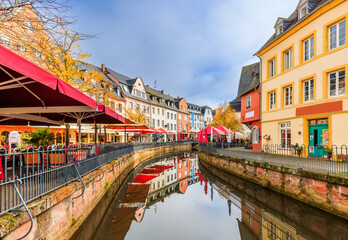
[0,45,124,126]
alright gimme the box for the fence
[199,143,348,177]
[0,141,191,218]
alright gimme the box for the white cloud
[72,0,299,108]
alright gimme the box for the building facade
[257,0,348,157]
[175,98,190,139]
[187,103,205,134]
[239,63,261,151]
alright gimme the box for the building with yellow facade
[257,0,348,157]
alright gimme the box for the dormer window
[299,5,308,19]
[276,25,283,36]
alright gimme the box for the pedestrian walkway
[199,145,348,177]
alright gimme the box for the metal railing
[199,143,348,177]
[0,141,192,217]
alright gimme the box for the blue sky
[70,0,299,108]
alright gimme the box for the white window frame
[284,48,292,70]
[329,20,346,50]
[246,95,252,109]
[329,69,345,97]
[299,5,308,19]
[303,79,314,102]
[269,91,276,110]
[284,86,292,107]
[304,37,314,61]
[269,58,276,78]
[279,122,291,149]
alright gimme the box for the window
[185,124,188,130]
[152,119,155,126]
[304,37,314,61]
[303,79,314,102]
[269,91,276,110]
[179,172,182,178]
[285,232,293,240]
[162,109,164,115]
[162,120,164,127]
[246,95,251,109]
[276,25,283,36]
[174,124,176,130]
[167,112,169,119]
[269,222,277,239]
[171,113,173,119]
[179,123,182,129]
[269,58,276,78]
[185,170,188,176]
[246,212,251,225]
[284,86,292,107]
[280,122,291,148]
[118,104,122,112]
[174,114,177,120]
[179,114,182,120]
[136,103,140,109]
[251,126,259,144]
[284,48,292,70]
[329,70,345,97]
[184,115,187,121]
[157,120,160,127]
[152,107,155,114]
[299,5,308,19]
[181,105,183,110]
[157,108,160,115]
[329,20,346,50]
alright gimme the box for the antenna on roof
[154,80,157,89]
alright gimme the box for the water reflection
[77,152,348,240]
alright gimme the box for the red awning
[132,174,158,184]
[216,125,234,134]
[198,126,224,135]
[0,45,124,125]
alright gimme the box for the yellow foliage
[209,102,243,132]
[124,107,148,126]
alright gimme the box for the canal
[72,152,348,240]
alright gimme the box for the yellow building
[257,0,348,157]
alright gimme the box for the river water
[73,152,348,240]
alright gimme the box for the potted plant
[295,146,303,156]
[24,129,55,148]
[325,147,333,160]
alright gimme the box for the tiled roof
[105,67,133,86]
[237,62,260,97]
[256,0,331,55]
[229,96,241,112]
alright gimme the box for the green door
[308,119,329,157]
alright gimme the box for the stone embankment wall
[199,151,348,220]
[0,143,192,240]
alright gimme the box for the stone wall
[199,151,348,220]
[0,143,192,240]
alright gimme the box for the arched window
[252,126,260,144]
[1,131,9,146]
[56,133,62,144]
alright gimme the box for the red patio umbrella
[216,125,234,134]
[198,126,224,135]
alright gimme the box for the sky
[70,0,299,108]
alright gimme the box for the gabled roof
[256,0,330,55]
[237,62,260,97]
[229,96,241,112]
[105,67,133,86]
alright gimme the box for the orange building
[175,98,190,140]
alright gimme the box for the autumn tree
[124,107,148,126]
[210,102,243,132]
[0,1,116,107]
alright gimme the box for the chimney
[101,64,105,72]
[161,90,164,94]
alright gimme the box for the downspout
[257,56,263,147]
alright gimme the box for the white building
[188,103,205,133]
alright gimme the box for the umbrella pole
[94,122,98,145]
[104,126,107,144]
[65,124,70,146]
[99,124,102,144]
[77,118,82,147]
[124,126,126,143]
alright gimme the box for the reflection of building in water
[261,211,305,240]
[164,157,177,186]
[237,198,262,240]
[106,183,150,240]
